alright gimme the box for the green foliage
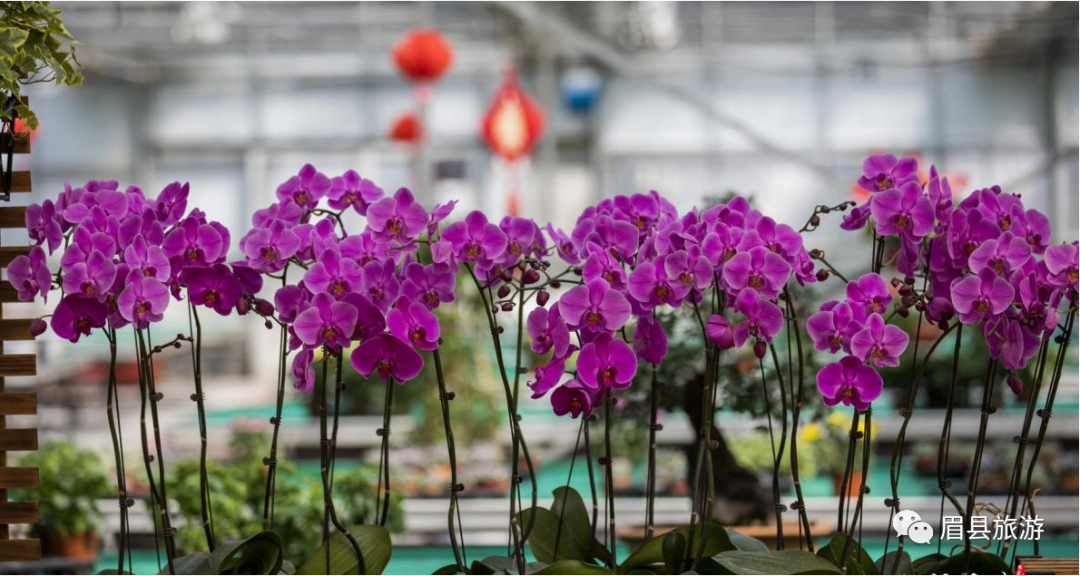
[875,551,913,575]
[913,551,1009,575]
[165,531,285,575]
[618,523,735,574]
[714,550,842,574]
[0,1,82,128]
[165,430,403,561]
[295,525,392,575]
[13,440,111,537]
[815,534,879,574]
[516,486,609,565]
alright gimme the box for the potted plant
[13,441,111,559]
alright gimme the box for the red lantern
[390,113,423,143]
[392,30,454,83]
[482,70,546,163]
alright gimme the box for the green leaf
[209,531,285,575]
[662,531,687,575]
[875,551,913,575]
[468,555,540,575]
[159,552,212,575]
[726,529,768,553]
[518,507,591,563]
[551,487,605,561]
[714,551,842,575]
[920,551,1009,575]
[533,560,615,575]
[618,523,735,574]
[432,564,462,575]
[297,525,392,575]
[910,553,945,575]
[816,534,878,575]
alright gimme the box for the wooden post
[0,102,40,563]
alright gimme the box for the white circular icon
[892,510,922,537]
[907,521,934,544]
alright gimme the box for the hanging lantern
[392,29,454,83]
[390,113,423,143]
[482,69,546,163]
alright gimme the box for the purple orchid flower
[705,314,735,350]
[341,292,386,341]
[628,257,689,309]
[1020,209,1051,254]
[871,181,935,239]
[817,355,884,411]
[576,333,638,391]
[614,193,660,234]
[850,313,910,368]
[733,289,784,347]
[123,235,171,282]
[950,268,1015,325]
[545,224,580,265]
[276,163,330,210]
[857,154,919,193]
[181,264,244,316]
[984,316,1041,371]
[840,203,873,232]
[441,211,508,263]
[163,216,225,268]
[582,245,628,290]
[240,221,302,273]
[26,200,63,254]
[1043,242,1078,293]
[387,299,441,351]
[633,315,668,364]
[351,333,424,383]
[118,211,165,251]
[292,349,316,392]
[117,274,170,327]
[722,246,791,299]
[499,216,542,266]
[529,350,575,399]
[968,232,1031,276]
[551,380,593,419]
[328,170,384,215]
[305,249,363,300]
[62,249,117,302]
[573,215,639,263]
[253,200,305,229]
[806,301,856,354]
[51,295,109,342]
[275,284,312,324]
[293,292,358,350]
[401,262,455,310]
[360,259,400,313]
[664,249,713,292]
[8,246,52,302]
[366,188,429,246]
[846,273,893,318]
[152,182,190,226]
[426,200,458,237]
[558,279,632,333]
[527,307,571,357]
[340,230,395,267]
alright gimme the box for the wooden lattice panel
[0,118,39,563]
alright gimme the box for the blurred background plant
[13,440,111,538]
[163,429,403,561]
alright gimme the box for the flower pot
[833,471,864,497]
[41,532,99,559]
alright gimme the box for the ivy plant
[0,1,82,128]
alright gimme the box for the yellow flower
[826,411,847,431]
[801,423,823,443]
